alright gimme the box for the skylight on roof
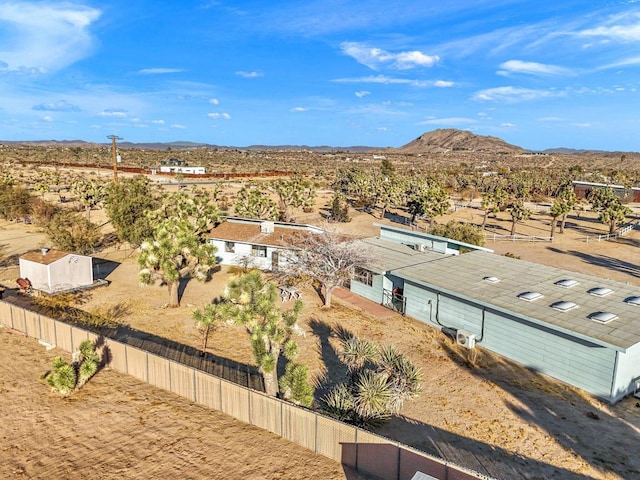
[555,279,579,288]
[551,301,578,312]
[588,287,613,297]
[483,276,500,284]
[588,312,618,324]
[518,291,543,302]
[624,296,640,306]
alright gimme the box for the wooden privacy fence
[0,300,491,480]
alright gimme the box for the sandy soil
[1,191,640,479]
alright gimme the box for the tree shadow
[545,247,640,280]
[2,288,264,391]
[430,338,640,479]
[308,318,351,397]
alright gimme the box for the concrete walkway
[332,287,399,319]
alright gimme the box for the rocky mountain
[396,128,526,154]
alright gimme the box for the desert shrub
[46,340,101,395]
[46,210,102,254]
[279,362,315,407]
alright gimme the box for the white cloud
[0,2,100,73]
[500,122,515,127]
[537,116,564,122]
[572,122,591,127]
[236,71,263,78]
[418,117,477,126]
[138,68,184,75]
[99,108,128,118]
[151,119,165,125]
[170,124,187,129]
[376,127,388,131]
[290,107,309,112]
[473,86,562,103]
[209,98,220,105]
[33,100,81,112]
[355,91,370,98]
[42,115,53,122]
[340,42,439,70]
[333,75,429,87]
[207,112,231,119]
[579,13,640,42]
[433,80,454,87]
[497,60,573,76]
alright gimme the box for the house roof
[20,249,74,265]
[393,250,640,351]
[356,237,443,274]
[210,219,317,248]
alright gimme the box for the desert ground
[1,176,640,480]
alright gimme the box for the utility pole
[107,135,123,184]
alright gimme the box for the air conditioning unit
[456,329,476,349]
[634,379,640,399]
[415,243,426,252]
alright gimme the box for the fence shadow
[1,287,264,391]
[544,247,640,280]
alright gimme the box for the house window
[251,245,267,257]
[353,267,373,287]
[225,241,235,253]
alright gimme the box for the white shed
[19,248,94,294]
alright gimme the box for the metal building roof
[358,242,640,352]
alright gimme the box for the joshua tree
[589,187,632,234]
[192,300,230,354]
[480,187,508,229]
[224,270,306,397]
[507,199,531,236]
[234,185,279,220]
[47,340,100,395]
[271,174,317,222]
[406,184,450,227]
[138,189,219,307]
[70,178,105,221]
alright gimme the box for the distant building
[573,181,640,202]
[157,158,206,175]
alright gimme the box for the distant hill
[396,129,526,154]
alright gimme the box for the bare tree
[285,228,372,307]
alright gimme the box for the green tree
[480,187,508,229]
[589,187,632,234]
[104,176,159,246]
[271,174,317,222]
[234,185,278,220]
[0,184,32,221]
[138,190,220,307]
[549,185,577,240]
[329,193,351,223]
[224,270,306,397]
[379,157,395,179]
[406,184,450,226]
[70,178,105,221]
[430,220,485,247]
[46,210,102,254]
[506,199,531,236]
[279,362,315,407]
[192,300,230,354]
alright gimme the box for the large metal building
[351,225,640,403]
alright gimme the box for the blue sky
[1,1,640,151]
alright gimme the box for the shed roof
[20,249,73,265]
[394,250,640,351]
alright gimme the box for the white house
[19,248,94,294]
[209,217,323,271]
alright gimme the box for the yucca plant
[47,357,77,395]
